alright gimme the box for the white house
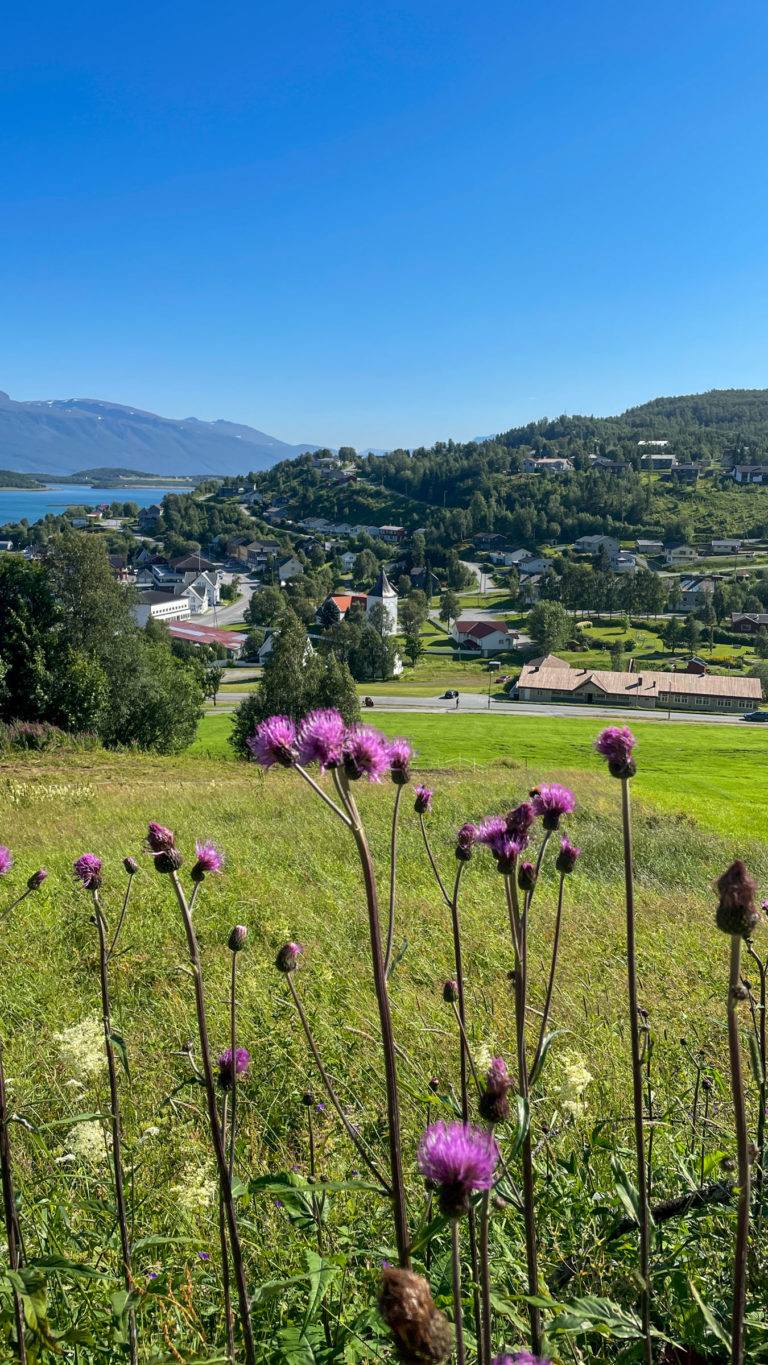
[522,456,573,474]
[711,539,743,554]
[366,569,398,634]
[664,545,698,565]
[613,552,637,574]
[132,592,191,627]
[731,466,768,484]
[573,535,621,559]
[517,555,551,576]
[636,539,663,555]
[277,555,303,583]
[340,551,357,571]
[451,619,516,655]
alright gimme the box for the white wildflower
[172,1166,218,1213]
[475,1044,493,1075]
[54,1018,105,1082]
[558,1056,593,1119]
[65,1120,109,1164]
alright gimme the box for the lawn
[192,708,768,842]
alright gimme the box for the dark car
[742,710,768,722]
[441,689,459,699]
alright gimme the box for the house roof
[454,619,511,638]
[136,590,189,606]
[519,661,760,701]
[329,593,367,613]
[171,554,216,572]
[167,623,245,648]
[527,653,570,669]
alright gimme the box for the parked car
[363,696,375,708]
[742,710,768,722]
[441,689,459,699]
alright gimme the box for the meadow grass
[2,734,767,1357]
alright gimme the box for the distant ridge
[0,390,325,478]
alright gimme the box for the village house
[131,591,191,627]
[664,544,699,565]
[711,539,743,554]
[451,619,517,655]
[242,539,281,570]
[636,539,663,555]
[516,658,760,713]
[731,465,768,485]
[731,612,768,634]
[378,525,406,544]
[138,504,163,528]
[517,554,551,576]
[473,533,507,553]
[408,565,441,594]
[677,574,717,611]
[522,455,573,474]
[613,552,637,574]
[276,555,303,583]
[573,534,621,560]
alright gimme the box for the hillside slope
[0,390,323,477]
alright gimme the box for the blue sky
[2,0,768,448]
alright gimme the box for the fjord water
[0,485,183,525]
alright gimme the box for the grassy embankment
[1,716,767,1352]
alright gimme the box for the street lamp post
[487,659,500,709]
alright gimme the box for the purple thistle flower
[556,837,580,875]
[506,802,536,837]
[479,1057,513,1124]
[456,822,478,862]
[477,818,527,873]
[417,1120,498,1218]
[73,854,102,891]
[414,785,433,815]
[530,783,576,830]
[26,868,48,890]
[388,737,413,785]
[296,708,346,770]
[217,1047,251,1089]
[146,822,176,853]
[247,715,297,769]
[191,840,224,883]
[0,847,13,877]
[276,941,302,973]
[343,725,390,782]
[595,724,637,779]
[442,980,459,1003]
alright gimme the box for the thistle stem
[296,763,353,826]
[286,973,392,1193]
[383,785,403,977]
[218,1092,235,1363]
[620,777,652,1365]
[419,813,453,908]
[168,871,255,1365]
[339,773,410,1268]
[0,1035,26,1363]
[728,934,750,1365]
[92,897,137,1365]
[0,887,31,929]
[505,873,541,1355]
[529,871,566,1084]
[451,1220,466,1365]
[478,1191,492,1365]
[107,873,134,961]
[745,943,766,1202]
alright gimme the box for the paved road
[190,573,256,628]
[206,692,755,726]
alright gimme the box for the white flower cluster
[59,1120,109,1165]
[172,1166,218,1213]
[558,1056,594,1119]
[54,1018,105,1082]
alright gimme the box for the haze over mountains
[0,390,325,477]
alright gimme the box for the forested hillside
[241,389,768,549]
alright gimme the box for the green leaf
[302,1250,338,1328]
[109,1030,130,1079]
[26,1256,108,1281]
[688,1279,731,1349]
[529,1030,568,1088]
[508,1095,530,1163]
[549,1294,644,1341]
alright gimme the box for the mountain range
[0,390,325,478]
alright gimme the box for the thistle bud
[27,868,48,890]
[228,924,247,953]
[428,1077,440,1093]
[378,1266,454,1365]
[301,1091,315,1107]
[276,941,302,973]
[517,861,537,892]
[556,838,580,875]
[123,856,140,875]
[715,860,760,937]
[154,848,184,874]
[442,980,459,1003]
